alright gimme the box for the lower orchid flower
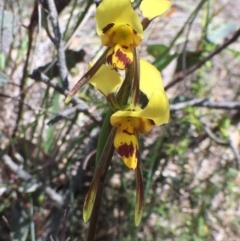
[90,59,169,169]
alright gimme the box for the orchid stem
[132,47,140,106]
[86,37,136,241]
[87,146,114,241]
[117,62,134,105]
[86,127,116,241]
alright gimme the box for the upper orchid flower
[95,0,172,70]
[95,0,143,70]
[89,60,169,170]
[65,0,172,103]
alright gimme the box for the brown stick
[165,28,240,91]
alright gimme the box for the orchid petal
[113,118,139,170]
[140,0,172,20]
[95,0,143,39]
[139,59,164,99]
[139,89,169,125]
[89,64,122,96]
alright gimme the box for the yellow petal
[107,45,133,70]
[95,0,143,39]
[111,89,169,126]
[139,89,169,125]
[89,64,122,96]
[113,118,139,170]
[100,23,142,48]
[140,0,172,20]
[139,59,164,99]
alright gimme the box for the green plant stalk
[86,58,135,240]
[63,0,78,40]
[95,110,113,165]
[153,0,208,69]
[87,147,115,241]
[132,47,140,106]
[45,91,60,152]
[144,134,165,198]
[86,128,116,241]
[56,112,79,160]
[202,0,211,43]
[117,62,134,105]
[28,194,36,241]
[72,0,94,34]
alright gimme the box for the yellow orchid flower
[65,0,173,104]
[95,0,143,70]
[90,60,169,170]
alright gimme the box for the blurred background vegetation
[1,0,240,240]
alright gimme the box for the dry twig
[2,154,64,206]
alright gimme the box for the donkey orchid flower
[95,0,143,70]
[111,60,169,169]
[90,60,169,170]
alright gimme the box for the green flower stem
[135,158,144,226]
[86,47,136,240]
[116,62,134,105]
[132,47,140,106]
[95,110,113,165]
[86,127,116,241]
[106,93,121,112]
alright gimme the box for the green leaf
[83,124,116,222]
[176,51,202,72]
[147,44,168,58]
[0,9,17,53]
[147,44,177,70]
[83,178,98,222]
[10,201,29,241]
[0,71,8,87]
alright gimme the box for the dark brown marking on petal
[117,142,134,158]
[121,45,128,49]
[102,23,114,33]
[123,129,134,135]
[115,49,131,67]
[149,119,155,125]
[133,29,137,34]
